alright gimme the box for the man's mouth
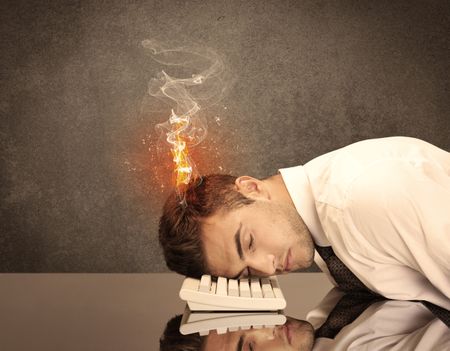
[284,249,293,272]
[284,321,292,344]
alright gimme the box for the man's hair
[159,174,255,278]
[160,315,204,351]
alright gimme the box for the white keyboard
[179,275,286,311]
[179,305,287,335]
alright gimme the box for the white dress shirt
[279,137,450,309]
[308,288,450,351]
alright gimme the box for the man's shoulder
[304,137,429,209]
[307,137,429,168]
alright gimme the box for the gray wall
[1,0,449,272]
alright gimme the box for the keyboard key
[250,278,263,298]
[216,277,228,296]
[216,327,227,334]
[270,277,284,299]
[209,281,217,294]
[239,278,251,297]
[181,277,200,292]
[261,278,274,298]
[228,279,239,296]
[199,275,212,293]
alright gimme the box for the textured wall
[1,0,449,272]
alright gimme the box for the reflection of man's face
[202,317,314,351]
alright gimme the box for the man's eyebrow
[234,223,244,260]
[236,335,244,351]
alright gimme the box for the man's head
[159,173,314,278]
[160,315,315,351]
[160,315,205,351]
[203,317,315,351]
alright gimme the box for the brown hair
[158,174,254,278]
[160,314,204,351]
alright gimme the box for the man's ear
[235,176,271,200]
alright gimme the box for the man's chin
[292,259,313,272]
[291,242,315,271]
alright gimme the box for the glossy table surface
[0,273,333,351]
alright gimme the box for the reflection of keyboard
[179,306,287,335]
[179,275,286,311]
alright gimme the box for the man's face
[201,192,314,278]
[203,318,314,351]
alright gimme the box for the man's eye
[248,235,254,251]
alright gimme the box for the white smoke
[141,39,233,192]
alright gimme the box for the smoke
[141,39,233,196]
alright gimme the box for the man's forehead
[200,208,239,240]
[202,207,237,225]
[200,212,243,277]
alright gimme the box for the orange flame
[168,110,194,188]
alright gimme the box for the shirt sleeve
[344,154,450,302]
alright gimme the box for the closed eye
[248,235,254,251]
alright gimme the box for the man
[159,137,450,309]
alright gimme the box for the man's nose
[249,254,276,277]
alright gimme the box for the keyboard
[179,305,287,335]
[179,275,286,311]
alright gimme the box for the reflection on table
[161,288,450,351]
[0,273,331,350]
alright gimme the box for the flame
[143,40,232,197]
[168,109,194,188]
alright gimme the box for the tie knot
[315,244,334,260]
[315,244,373,293]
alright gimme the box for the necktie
[314,244,385,337]
[315,245,379,294]
[315,291,384,338]
[315,244,450,329]
[422,301,450,328]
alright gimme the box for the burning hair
[159,174,255,278]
